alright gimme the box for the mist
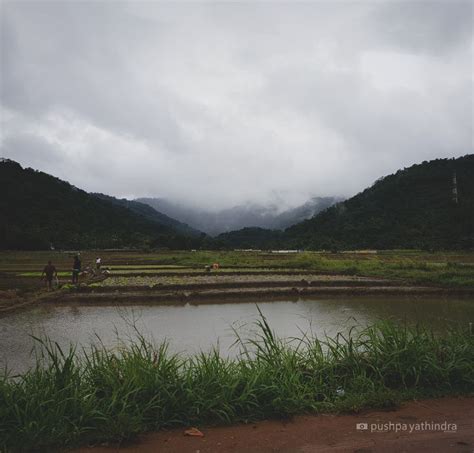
[1,1,472,210]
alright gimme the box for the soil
[3,269,474,314]
[109,270,344,278]
[97,274,386,288]
[60,285,473,306]
[74,397,473,453]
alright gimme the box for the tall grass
[1,312,473,452]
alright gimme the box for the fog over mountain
[1,2,471,209]
[137,197,341,236]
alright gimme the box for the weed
[0,315,472,451]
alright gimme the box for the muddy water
[1,295,473,374]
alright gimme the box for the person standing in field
[72,255,81,284]
[41,260,57,291]
[96,257,101,271]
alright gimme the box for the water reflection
[1,295,473,374]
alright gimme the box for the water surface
[1,295,473,374]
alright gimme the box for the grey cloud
[1,132,64,168]
[371,1,473,55]
[1,2,188,151]
[1,1,472,210]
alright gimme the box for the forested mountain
[2,155,472,251]
[215,155,474,251]
[137,196,340,235]
[285,155,474,250]
[93,194,199,237]
[214,228,282,250]
[271,197,343,230]
[0,159,202,250]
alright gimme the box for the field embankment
[1,250,474,312]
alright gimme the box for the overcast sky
[1,1,472,210]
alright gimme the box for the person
[41,260,57,291]
[96,257,102,271]
[72,255,81,284]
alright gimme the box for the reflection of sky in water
[1,296,473,374]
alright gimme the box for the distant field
[1,249,474,292]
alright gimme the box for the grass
[284,255,474,287]
[2,250,474,288]
[17,272,72,278]
[109,265,190,270]
[0,312,473,452]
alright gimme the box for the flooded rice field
[1,295,473,375]
[2,250,474,376]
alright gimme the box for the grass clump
[0,312,473,451]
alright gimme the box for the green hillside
[286,155,474,250]
[2,155,472,251]
[94,193,199,237]
[0,160,201,250]
[215,227,282,250]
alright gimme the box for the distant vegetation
[285,155,474,251]
[0,160,203,250]
[214,227,283,250]
[216,155,474,251]
[137,196,340,235]
[93,193,199,237]
[1,317,472,451]
[2,155,473,251]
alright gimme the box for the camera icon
[356,423,368,431]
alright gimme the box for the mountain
[93,194,199,237]
[3,155,472,251]
[136,197,340,236]
[214,155,474,251]
[214,227,283,250]
[271,197,343,230]
[285,155,474,250]
[0,159,202,250]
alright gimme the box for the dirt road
[75,397,473,453]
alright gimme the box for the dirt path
[75,397,473,453]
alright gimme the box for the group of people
[41,255,103,290]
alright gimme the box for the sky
[1,1,472,211]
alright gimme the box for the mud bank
[73,397,474,453]
[77,278,394,293]
[0,275,108,315]
[3,270,474,313]
[54,285,474,305]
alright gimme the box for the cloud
[1,1,472,210]
[370,1,473,55]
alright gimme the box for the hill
[93,194,199,237]
[271,197,343,230]
[285,155,474,250]
[3,155,472,251]
[137,197,340,236]
[0,159,202,250]
[214,227,282,250]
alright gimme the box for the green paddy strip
[16,272,73,278]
